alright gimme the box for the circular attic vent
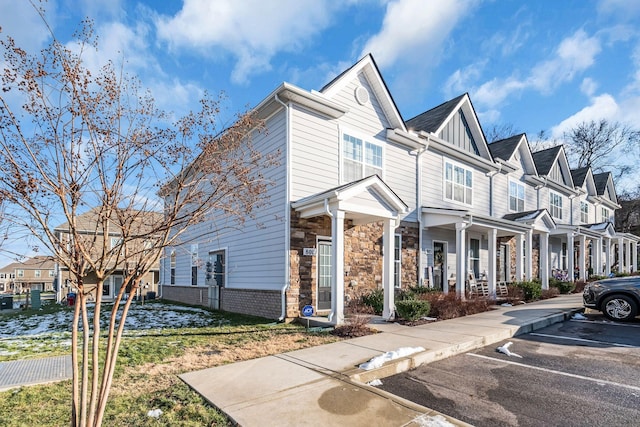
[354,86,370,105]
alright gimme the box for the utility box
[0,296,13,310]
[31,290,41,309]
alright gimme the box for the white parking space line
[571,319,640,328]
[467,353,640,393]
[529,333,638,348]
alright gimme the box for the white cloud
[580,78,598,97]
[550,93,619,138]
[155,0,340,84]
[360,0,479,69]
[0,0,53,52]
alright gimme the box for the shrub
[395,299,431,321]
[573,280,587,294]
[541,287,560,299]
[360,288,384,315]
[510,281,542,302]
[332,313,376,338]
[550,279,575,294]
[420,291,493,320]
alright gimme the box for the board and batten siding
[167,109,289,292]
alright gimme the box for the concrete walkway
[0,355,72,392]
[180,294,584,426]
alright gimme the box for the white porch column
[515,233,523,281]
[383,218,396,320]
[594,238,602,276]
[487,228,497,298]
[578,235,587,281]
[540,232,549,290]
[567,233,575,282]
[525,229,533,281]
[455,222,467,298]
[625,239,632,274]
[605,238,611,276]
[618,237,624,273]
[330,210,345,325]
[633,242,638,274]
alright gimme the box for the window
[35,270,41,278]
[509,181,525,212]
[191,244,198,286]
[342,133,383,182]
[445,162,472,205]
[170,251,176,285]
[561,242,568,270]
[580,202,589,223]
[601,207,610,222]
[394,235,401,288]
[17,269,24,278]
[49,270,55,277]
[549,192,563,219]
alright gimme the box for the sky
[1,0,640,264]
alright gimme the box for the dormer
[593,172,620,223]
[489,133,539,177]
[532,145,576,195]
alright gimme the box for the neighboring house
[0,256,56,294]
[160,54,640,324]
[53,208,161,302]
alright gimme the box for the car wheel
[602,294,638,321]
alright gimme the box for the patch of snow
[572,313,587,320]
[496,341,522,358]
[147,408,162,418]
[358,346,425,370]
[413,414,455,427]
[501,303,512,307]
[421,316,438,321]
[367,379,383,386]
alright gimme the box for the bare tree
[0,14,276,427]
[615,186,640,235]
[485,123,520,143]
[563,119,640,176]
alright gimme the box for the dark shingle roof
[488,134,523,160]
[405,94,466,133]
[532,146,562,175]
[502,209,545,222]
[570,167,590,187]
[593,172,611,195]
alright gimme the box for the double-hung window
[509,180,525,212]
[191,244,198,286]
[601,207,610,222]
[549,191,563,220]
[342,133,383,182]
[394,235,401,288]
[445,162,472,205]
[580,202,589,223]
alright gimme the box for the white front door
[317,240,332,311]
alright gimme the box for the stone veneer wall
[289,210,419,318]
[507,234,541,281]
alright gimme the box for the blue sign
[302,305,314,317]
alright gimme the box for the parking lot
[379,313,640,426]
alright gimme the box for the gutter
[275,94,291,322]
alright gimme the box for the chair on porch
[468,271,490,298]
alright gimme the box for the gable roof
[593,172,611,195]
[54,208,163,235]
[405,94,466,134]
[319,54,405,130]
[532,146,562,176]
[570,167,590,187]
[0,256,56,273]
[488,134,522,160]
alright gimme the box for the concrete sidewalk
[180,293,584,426]
[0,355,72,392]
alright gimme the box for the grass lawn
[0,300,341,426]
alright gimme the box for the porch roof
[421,206,532,236]
[551,224,605,239]
[503,209,556,232]
[291,175,408,225]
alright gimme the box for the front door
[317,240,332,311]
[433,241,446,290]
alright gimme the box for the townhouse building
[161,54,639,324]
[0,256,56,294]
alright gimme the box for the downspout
[323,198,336,322]
[413,146,426,286]
[275,94,291,322]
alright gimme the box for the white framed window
[34,270,41,278]
[549,191,563,219]
[444,162,473,205]
[170,250,176,285]
[601,207,610,222]
[17,269,24,278]
[394,234,401,288]
[580,202,589,223]
[561,242,567,270]
[509,180,525,212]
[469,238,480,279]
[342,132,383,182]
[49,270,55,277]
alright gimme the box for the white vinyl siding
[509,180,525,212]
[549,191,563,220]
[444,161,472,205]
